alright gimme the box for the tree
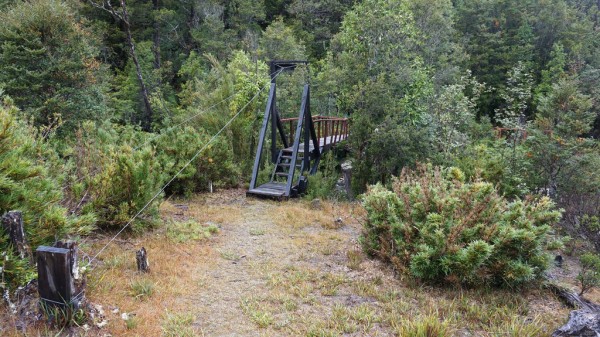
[431,72,484,163]
[0,0,109,135]
[534,43,567,104]
[527,77,595,198]
[258,17,307,62]
[286,0,353,59]
[88,0,155,131]
[455,0,535,118]
[323,0,436,192]
[189,2,236,62]
[178,51,269,175]
[495,62,533,128]
[408,0,467,86]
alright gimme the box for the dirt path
[190,194,367,336]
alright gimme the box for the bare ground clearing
[2,189,591,336]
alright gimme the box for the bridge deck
[284,135,348,153]
[247,182,287,199]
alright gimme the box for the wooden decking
[284,135,348,153]
[247,182,288,199]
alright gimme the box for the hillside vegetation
[1,0,600,333]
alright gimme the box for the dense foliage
[578,252,600,295]
[361,165,563,287]
[0,97,95,291]
[0,0,599,291]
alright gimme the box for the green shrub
[304,171,338,200]
[0,97,95,291]
[304,152,343,200]
[577,252,600,295]
[64,122,164,231]
[452,139,531,198]
[154,126,240,196]
[360,164,562,287]
[91,144,163,231]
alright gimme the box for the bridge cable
[89,66,291,264]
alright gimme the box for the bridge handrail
[280,115,349,147]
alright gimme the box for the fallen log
[547,282,600,337]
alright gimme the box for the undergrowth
[361,163,564,287]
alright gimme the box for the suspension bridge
[247,61,349,199]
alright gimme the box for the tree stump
[1,211,30,260]
[136,247,150,273]
[36,246,73,309]
[53,240,85,309]
[55,240,79,280]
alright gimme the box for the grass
[165,219,218,243]
[240,297,274,328]
[346,249,363,270]
[130,278,154,299]
[218,249,240,261]
[249,228,266,236]
[161,311,196,337]
[125,316,138,330]
[395,314,452,337]
[1,191,572,336]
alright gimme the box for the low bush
[154,126,240,196]
[577,252,600,295]
[64,122,164,232]
[360,164,563,287]
[0,98,95,291]
[304,152,343,200]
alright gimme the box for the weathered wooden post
[1,211,30,259]
[136,247,150,273]
[54,240,82,300]
[341,161,353,200]
[36,246,74,313]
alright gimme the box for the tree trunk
[152,0,161,70]
[120,0,154,132]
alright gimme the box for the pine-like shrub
[361,164,562,287]
[154,126,240,196]
[0,97,95,291]
[65,122,165,231]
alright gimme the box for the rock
[310,198,322,210]
[555,255,563,267]
[96,319,109,328]
[553,310,600,337]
